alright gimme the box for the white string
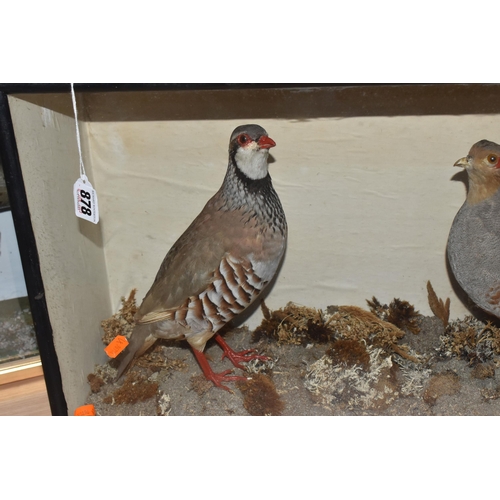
[70,83,87,182]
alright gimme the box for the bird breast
[448,191,500,315]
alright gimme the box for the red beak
[258,135,276,149]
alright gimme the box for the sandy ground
[85,289,500,416]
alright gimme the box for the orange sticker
[104,335,129,358]
[74,404,96,416]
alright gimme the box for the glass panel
[0,161,38,364]
[0,160,8,210]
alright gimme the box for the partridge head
[115,124,287,390]
[447,139,500,319]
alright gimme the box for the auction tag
[74,404,96,416]
[104,335,129,358]
[73,175,99,224]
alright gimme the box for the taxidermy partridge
[447,139,500,319]
[115,124,287,390]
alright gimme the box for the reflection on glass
[0,163,38,364]
[0,297,37,363]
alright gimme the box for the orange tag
[104,335,129,358]
[74,404,96,416]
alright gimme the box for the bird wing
[135,193,259,324]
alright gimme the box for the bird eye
[488,154,498,164]
[238,134,249,146]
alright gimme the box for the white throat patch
[234,143,270,180]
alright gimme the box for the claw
[191,347,248,391]
[206,369,247,392]
[215,334,269,369]
[191,335,268,391]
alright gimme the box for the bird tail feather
[114,323,157,380]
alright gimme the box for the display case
[1,84,499,415]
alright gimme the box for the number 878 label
[73,178,99,224]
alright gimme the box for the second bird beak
[454,156,471,168]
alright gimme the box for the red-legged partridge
[447,139,500,319]
[116,124,287,390]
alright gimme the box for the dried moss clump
[323,305,427,367]
[190,374,214,396]
[101,289,138,345]
[326,339,370,370]
[367,297,420,334]
[481,387,500,400]
[134,344,188,373]
[423,371,461,406]
[104,371,158,405]
[440,316,500,365]
[87,373,105,393]
[471,363,495,380]
[237,374,285,416]
[326,305,405,349]
[305,345,398,412]
[252,301,333,345]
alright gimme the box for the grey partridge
[447,139,500,319]
[115,124,287,390]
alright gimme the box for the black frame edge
[0,83,400,95]
[0,91,68,416]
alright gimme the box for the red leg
[191,347,247,392]
[215,334,269,369]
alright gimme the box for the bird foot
[204,369,248,392]
[215,333,269,369]
[191,347,248,392]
